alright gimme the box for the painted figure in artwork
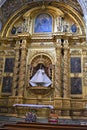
[71,78,82,94]
[34,13,52,33]
[70,57,81,73]
[2,76,13,93]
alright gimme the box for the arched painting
[34,13,52,33]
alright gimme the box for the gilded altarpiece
[0,1,87,118]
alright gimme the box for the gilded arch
[1,2,85,37]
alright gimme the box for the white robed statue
[29,68,52,87]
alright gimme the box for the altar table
[13,104,54,109]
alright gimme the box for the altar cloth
[13,104,54,109]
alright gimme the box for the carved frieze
[70,49,82,55]
[54,100,62,108]
[62,100,70,109]
[71,101,84,109]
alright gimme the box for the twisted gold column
[63,40,70,98]
[12,41,20,96]
[54,40,62,97]
[18,39,27,97]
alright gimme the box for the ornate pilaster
[12,41,20,96]
[54,39,62,97]
[84,15,87,42]
[63,40,70,98]
[18,39,27,97]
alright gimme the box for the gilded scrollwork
[70,50,82,55]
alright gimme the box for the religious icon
[34,13,52,33]
[71,78,82,94]
[29,68,52,87]
[70,57,81,73]
[2,76,13,93]
[4,58,15,72]
[71,23,77,33]
[11,26,16,34]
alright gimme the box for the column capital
[55,39,62,49]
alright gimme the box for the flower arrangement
[25,112,37,122]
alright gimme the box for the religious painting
[34,13,52,33]
[71,78,82,94]
[2,76,13,93]
[71,23,77,33]
[70,57,81,73]
[11,26,16,34]
[4,58,15,72]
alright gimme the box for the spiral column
[12,41,20,96]
[18,39,27,97]
[63,40,70,98]
[54,40,62,98]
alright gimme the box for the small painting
[2,76,13,93]
[34,13,52,33]
[71,23,77,33]
[4,58,15,72]
[70,57,81,73]
[71,77,82,94]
